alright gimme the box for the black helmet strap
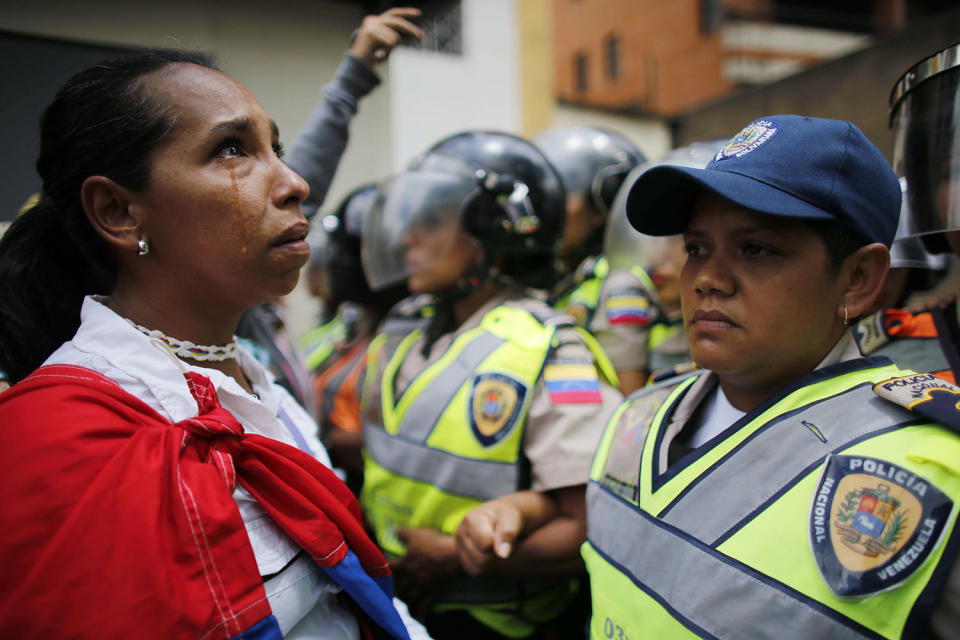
[420,255,509,358]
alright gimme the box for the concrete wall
[675,7,960,158]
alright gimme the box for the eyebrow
[208,117,280,139]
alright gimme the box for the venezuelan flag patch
[606,291,652,326]
[544,362,602,404]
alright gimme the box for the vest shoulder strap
[380,295,434,336]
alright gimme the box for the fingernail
[496,542,512,558]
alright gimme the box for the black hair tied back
[0,48,216,384]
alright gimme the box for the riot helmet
[362,130,566,292]
[891,177,949,270]
[308,183,407,313]
[534,126,646,216]
[605,139,725,270]
[890,43,960,253]
[534,126,646,262]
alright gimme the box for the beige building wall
[517,0,556,138]
[2,0,395,216]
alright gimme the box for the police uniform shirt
[388,286,624,492]
[588,267,663,372]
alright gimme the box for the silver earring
[137,239,150,256]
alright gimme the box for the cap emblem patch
[715,119,781,162]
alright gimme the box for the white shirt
[688,385,745,449]
[45,296,358,639]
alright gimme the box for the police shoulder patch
[468,373,527,446]
[715,119,781,161]
[809,454,953,598]
[873,373,960,434]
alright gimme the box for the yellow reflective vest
[362,301,616,637]
[300,313,348,372]
[584,358,960,639]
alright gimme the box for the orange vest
[314,336,370,435]
[853,304,956,383]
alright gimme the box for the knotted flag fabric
[0,364,409,639]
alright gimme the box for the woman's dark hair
[809,220,871,273]
[0,48,217,384]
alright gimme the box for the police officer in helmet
[534,126,655,392]
[533,126,646,272]
[361,130,623,639]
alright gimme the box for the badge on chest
[468,372,527,446]
[809,454,952,598]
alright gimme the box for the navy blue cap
[625,115,901,246]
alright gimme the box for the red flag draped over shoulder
[0,364,406,640]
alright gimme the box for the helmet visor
[891,48,960,242]
[361,171,476,291]
[306,213,338,269]
[604,176,660,272]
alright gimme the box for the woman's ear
[840,243,891,318]
[80,175,142,252]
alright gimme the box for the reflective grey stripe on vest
[364,419,519,500]
[876,338,950,375]
[380,314,430,336]
[398,332,506,442]
[320,346,365,425]
[660,385,914,544]
[587,484,874,639]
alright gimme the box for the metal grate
[399,1,463,55]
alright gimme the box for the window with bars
[398,0,463,55]
[575,51,588,92]
[605,34,620,80]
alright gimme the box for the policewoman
[360,130,623,639]
[853,44,960,385]
[582,115,960,639]
[536,126,656,393]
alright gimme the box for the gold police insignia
[468,373,526,446]
[809,454,952,597]
[874,373,960,434]
[715,119,781,161]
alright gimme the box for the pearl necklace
[127,320,239,362]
